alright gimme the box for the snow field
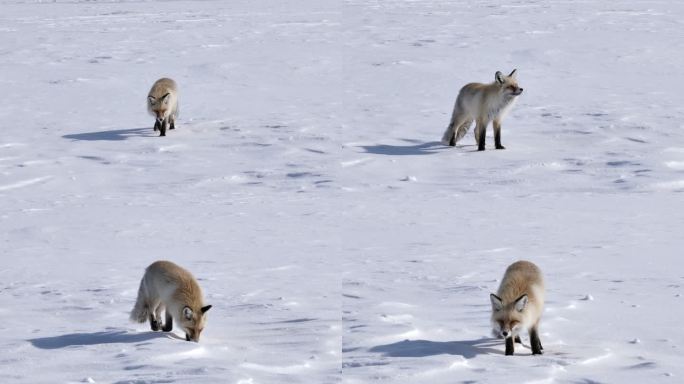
[1,0,683,383]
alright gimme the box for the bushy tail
[441,116,457,145]
[441,118,472,146]
[129,278,149,323]
[454,119,472,143]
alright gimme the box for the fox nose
[502,331,509,337]
[518,88,523,93]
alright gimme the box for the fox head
[148,93,172,122]
[495,69,523,97]
[490,293,527,339]
[180,304,212,342]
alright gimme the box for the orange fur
[130,260,211,342]
[490,260,545,355]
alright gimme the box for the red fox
[490,260,544,355]
[147,78,178,137]
[441,69,523,150]
[130,260,211,342]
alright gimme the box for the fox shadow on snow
[28,329,178,349]
[62,127,155,141]
[369,338,503,359]
[359,139,450,156]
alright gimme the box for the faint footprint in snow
[286,172,321,178]
[625,361,657,370]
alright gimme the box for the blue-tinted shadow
[63,128,153,141]
[369,338,502,359]
[29,329,168,349]
[359,140,447,156]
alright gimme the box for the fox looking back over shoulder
[441,70,523,150]
[490,260,544,356]
[130,260,211,342]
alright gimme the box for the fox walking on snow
[130,260,212,342]
[441,69,523,150]
[147,78,179,137]
[490,260,544,355]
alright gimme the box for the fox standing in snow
[147,78,178,137]
[130,260,212,342]
[490,260,544,355]
[441,69,523,150]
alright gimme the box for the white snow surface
[1,0,683,383]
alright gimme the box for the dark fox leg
[475,121,487,151]
[162,311,173,332]
[493,120,505,149]
[169,115,175,130]
[505,337,515,355]
[159,119,167,137]
[149,313,161,331]
[515,335,522,344]
[530,326,543,355]
[154,120,160,132]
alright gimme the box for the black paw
[185,333,191,341]
[150,320,161,331]
[496,145,506,150]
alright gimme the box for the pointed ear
[147,95,156,103]
[201,305,212,314]
[508,69,517,78]
[515,294,528,312]
[490,293,503,311]
[160,93,170,103]
[183,306,193,320]
[495,71,505,84]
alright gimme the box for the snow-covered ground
[1,0,683,383]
